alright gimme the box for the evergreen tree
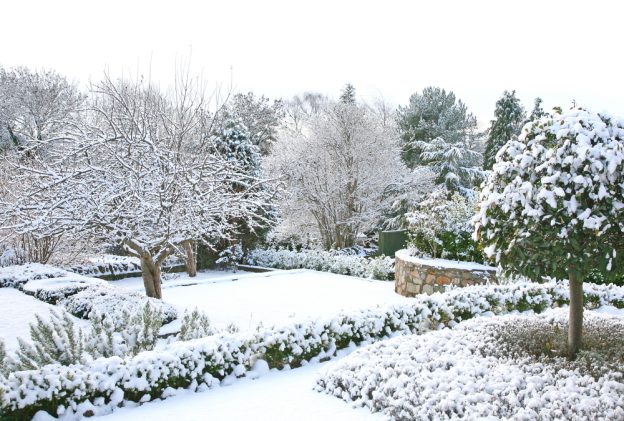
[339,83,356,104]
[475,107,624,358]
[397,87,479,168]
[529,97,546,121]
[483,90,526,170]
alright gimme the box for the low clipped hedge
[2,280,623,419]
[244,248,394,280]
[0,264,177,326]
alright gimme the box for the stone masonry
[394,250,497,297]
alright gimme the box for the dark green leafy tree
[474,107,624,358]
[483,90,526,170]
[397,87,480,168]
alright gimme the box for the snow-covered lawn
[111,269,409,331]
[0,288,87,352]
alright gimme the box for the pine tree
[339,83,356,104]
[483,90,526,170]
[397,87,479,168]
[529,97,546,121]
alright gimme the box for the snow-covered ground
[0,288,87,352]
[110,269,410,331]
[91,351,385,421]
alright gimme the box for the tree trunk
[568,270,583,359]
[184,241,197,277]
[140,255,162,299]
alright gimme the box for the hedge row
[244,248,394,280]
[0,264,177,325]
[2,280,623,419]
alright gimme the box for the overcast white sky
[2,0,622,125]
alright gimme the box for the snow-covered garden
[1,35,624,420]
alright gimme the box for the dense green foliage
[483,90,526,170]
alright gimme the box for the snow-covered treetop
[474,107,624,280]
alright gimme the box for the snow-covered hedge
[0,264,177,325]
[317,309,624,419]
[244,248,394,280]
[64,254,184,279]
[2,280,623,419]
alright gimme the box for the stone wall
[394,249,496,297]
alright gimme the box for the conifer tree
[483,90,526,170]
[529,97,546,121]
[397,87,479,168]
[339,83,356,104]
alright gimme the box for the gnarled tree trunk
[183,240,197,277]
[140,254,162,299]
[568,270,583,359]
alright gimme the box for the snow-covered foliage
[397,86,481,169]
[87,303,163,359]
[244,248,394,280]
[474,108,624,281]
[0,341,7,378]
[317,309,624,420]
[0,264,177,324]
[267,100,409,249]
[0,263,70,289]
[10,310,86,371]
[64,254,183,278]
[60,285,177,324]
[216,243,243,269]
[418,136,484,194]
[0,65,83,151]
[483,90,526,170]
[177,309,215,341]
[1,280,623,419]
[0,73,277,298]
[223,92,284,155]
[406,190,481,262]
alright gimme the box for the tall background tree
[396,86,480,168]
[339,83,356,104]
[483,90,526,170]
[267,96,408,249]
[0,66,85,264]
[474,107,624,358]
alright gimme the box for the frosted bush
[317,309,624,420]
[245,248,394,280]
[11,310,86,371]
[177,308,215,341]
[60,284,177,324]
[87,302,164,358]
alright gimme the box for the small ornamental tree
[474,107,624,358]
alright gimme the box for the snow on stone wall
[394,249,496,296]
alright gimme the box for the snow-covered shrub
[64,254,184,278]
[11,311,86,371]
[406,189,482,262]
[316,309,624,420]
[0,263,69,289]
[1,281,623,419]
[216,244,243,270]
[87,303,164,358]
[178,309,215,341]
[0,340,7,378]
[245,248,394,280]
[60,284,177,324]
